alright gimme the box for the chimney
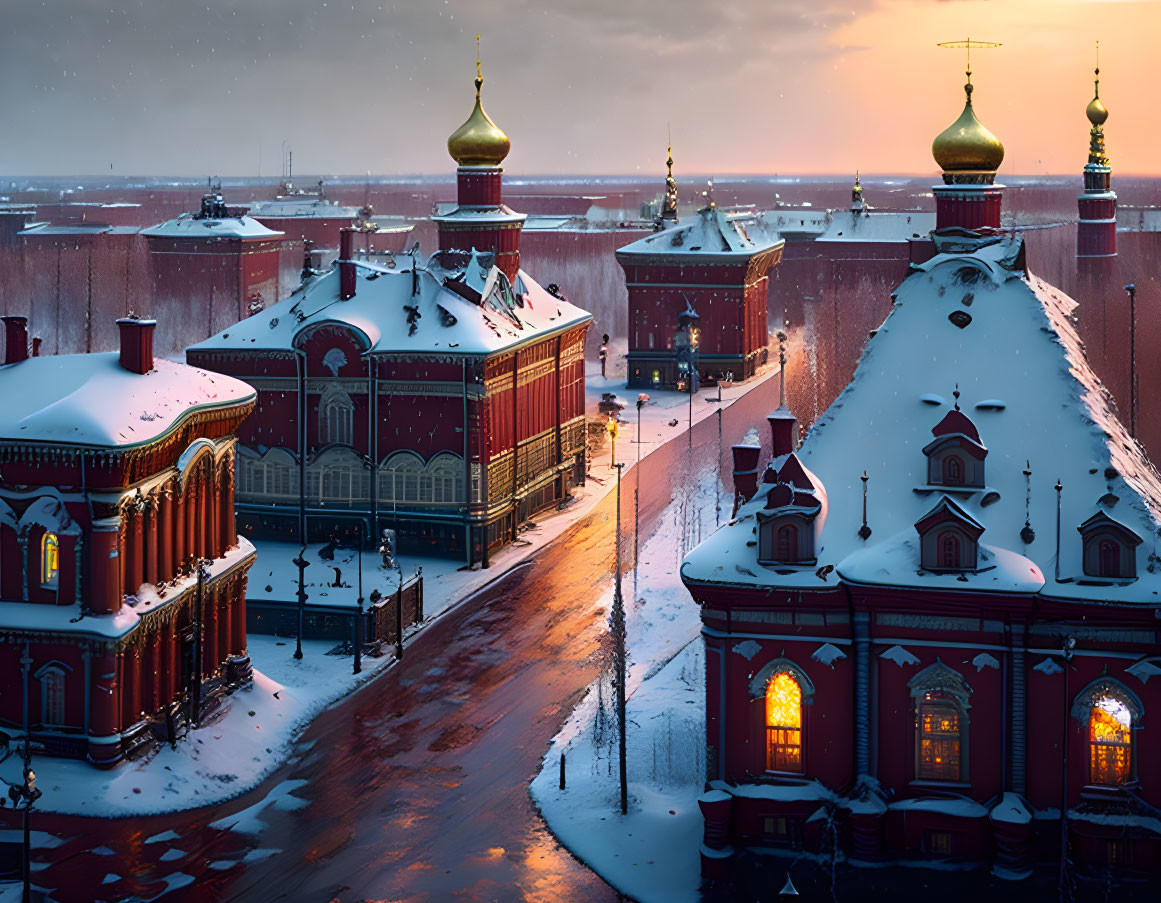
[31,337,41,357]
[117,317,156,374]
[769,408,798,459]
[2,316,28,365]
[339,228,356,300]
[730,443,762,514]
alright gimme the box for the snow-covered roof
[142,214,283,240]
[616,205,783,261]
[810,209,935,244]
[247,198,361,219]
[0,354,255,450]
[189,247,592,358]
[683,232,1161,605]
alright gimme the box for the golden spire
[660,125,679,225]
[447,34,511,167]
[932,39,1005,180]
[1086,41,1110,167]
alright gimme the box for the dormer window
[915,497,984,572]
[923,409,986,489]
[756,454,827,567]
[1078,511,1141,580]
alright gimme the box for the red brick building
[617,200,783,390]
[142,190,289,354]
[684,82,1161,885]
[188,62,592,566]
[0,316,256,766]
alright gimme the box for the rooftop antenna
[859,471,872,540]
[1054,479,1063,583]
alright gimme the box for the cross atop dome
[932,40,1005,184]
[447,35,511,168]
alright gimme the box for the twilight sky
[1,0,1157,177]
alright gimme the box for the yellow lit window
[918,692,962,781]
[1089,696,1131,786]
[42,533,59,588]
[766,672,802,773]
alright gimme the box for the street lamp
[606,416,618,470]
[634,393,649,603]
[192,558,211,725]
[292,548,309,660]
[0,756,41,903]
[353,523,364,675]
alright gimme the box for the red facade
[0,319,256,767]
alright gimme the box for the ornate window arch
[749,658,815,775]
[1071,678,1143,787]
[320,386,354,447]
[42,532,60,588]
[909,660,972,783]
[381,452,425,504]
[938,531,961,570]
[427,453,466,505]
[35,662,70,726]
[943,455,963,485]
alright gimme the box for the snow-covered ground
[1,634,397,816]
[11,361,773,818]
[530,468,723,903]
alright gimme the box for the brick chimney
[769,408,798,458]
[2,316,28,365]
[730,443,761,515]
[339,228,356,300]
[117,317,156,374]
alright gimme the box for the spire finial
[938,39,1001,104]
[953,384,961,411]
[1095,39,1100,97]
[475,33,483,92]
[778,331,788,408]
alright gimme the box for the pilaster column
[204,590,218,673]
[232,577,248,656]
[143,496,158,587]
[159,487,174,582]
[853,610,872,777]
[1010,626,1028,795]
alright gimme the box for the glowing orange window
[766,672,803,773]
[918,693,962,781]
[1089,696,1132,786]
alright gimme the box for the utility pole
[1125,284,1137,439]
[612,462,628,816]
[354,522,363,676]
[1058,634,1076,902]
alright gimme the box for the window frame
[41,531,60,589]
[1072,678,1143,789]
[907,660,972,786]
[749,658,815,777]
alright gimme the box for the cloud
[0,0,873,175]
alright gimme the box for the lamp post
[611,461,628,816]
[1058,634,1076,901]
[192,558,210,725]
[1125,283,1137,439]
[354,522,364,675]
[634,393,649,602]
[0,751,41,903]
[606,416,618,470]
[292,548,309,660]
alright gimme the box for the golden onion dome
[932,83,1005,173]
[447,72,511,168]
[1087,67,1108,126]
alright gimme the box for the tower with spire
[850,172,865,212]
[931,43,1005,232]
[654,139,679,231]
[434,37,526,282]
[1077,44,1117,258]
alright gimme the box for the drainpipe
[462,357,472,566]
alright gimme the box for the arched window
[381,454,424,504]
[1098,540,1121,579]
[766,672,803,773]
[776,524,798,562]
[918,691,963,781]
[428,454,465,505]
[42,533,59,588]
[39,667,65,725]
[321,390,354,446]
[943,455,963,485]
[938,532,960,569]
[1089,695,1132,786]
